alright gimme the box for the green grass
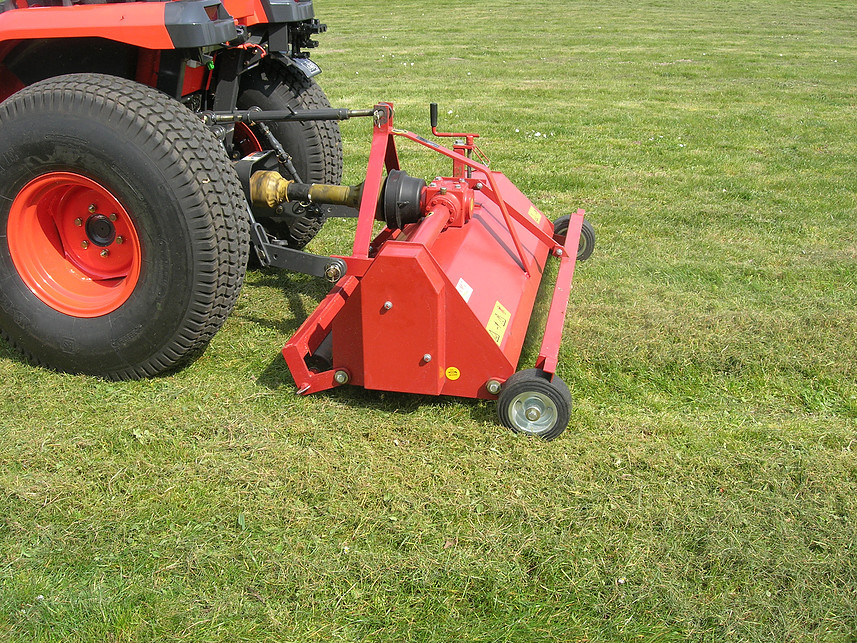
[2,0,857,640]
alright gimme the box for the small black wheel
[236,61,343,249]
[553,215,595,261]
[497,369,572,440]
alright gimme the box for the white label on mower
[456,277,474,303]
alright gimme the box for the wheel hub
[85,213,117,247]
[7,172,142,318]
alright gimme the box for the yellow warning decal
[486,301,512,346]
[527,206,543,224]
[445,366,461,381]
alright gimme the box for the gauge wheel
[0,73,249,379]
[236,61,343,249]
[497,369,572,440]
[553,215,595,261]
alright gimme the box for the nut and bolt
[74,217,83,227]
[100,249,109,257]
[109,213,118,222]
[81,240,89,250]
[324,263,343,282]
[383,301,393,310]
[116,236,124,245]
[333,370,350,385]
[486,379,502,395]
[423,354,432,363]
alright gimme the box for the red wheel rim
[8,172,142,318]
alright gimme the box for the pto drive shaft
[249,170,364,210]
[249,169,427,230]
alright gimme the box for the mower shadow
[255,352,497,428]
[244,269,498,428]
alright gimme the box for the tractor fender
[271,51,321,79]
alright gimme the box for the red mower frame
[281,103,587,438]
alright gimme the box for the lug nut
[74,217,83,227]
[88,204,97,213]
[109,213,117,222]
[100,249,109,257]
[81,240,89,249]
[115,236,124,245]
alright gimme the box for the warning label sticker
[456,277,473,303]
[445,366,461,381]
[486,301,512,346]
[527,206,543,224]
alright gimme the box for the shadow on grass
[255,351,496,427]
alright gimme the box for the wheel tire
[0,74,250,379]
[236,61,343,249]
[553,215,595,261]
[497,369,572,441]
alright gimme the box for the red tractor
[0,0,341,375]
[0,0,594,438]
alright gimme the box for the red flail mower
[0,0,593,439]
[273,104,593,441]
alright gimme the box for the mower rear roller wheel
[553,215,595,261]
[0,73,249,379]
[236,61,343,249]
[497,369,572,441]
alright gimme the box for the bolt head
[334,370,349,385]
[74,217,83,227]
[475,182,484,190]
[115,236,124,245]
[81,240,89,249]
[423,354,432,363]
[383,301,393,310]
[100,249,109,257]
[486,380,502,395]
[109,213,117,222]
[88,204,97,213]
[525,407,541,422]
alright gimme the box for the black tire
[0,74,249,379]
[237,61,343,249]
[497,369,572,440]
[553,215,595,261]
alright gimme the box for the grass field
[2,0,856,640]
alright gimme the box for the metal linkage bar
[203,106,376,125]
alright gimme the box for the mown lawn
[2,0,856,640]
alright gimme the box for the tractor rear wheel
[0,74,249,379]
[236,62,343,249]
